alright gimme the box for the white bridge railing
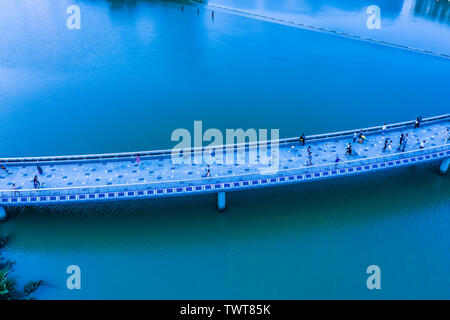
[0,114,448,165]
[1,143,448,198]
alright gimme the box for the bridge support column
[439,158,450,175]
[217,192,226,212]
[0,207,6,221]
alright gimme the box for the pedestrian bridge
[0,114,449,214]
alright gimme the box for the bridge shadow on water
[3,161,448,252]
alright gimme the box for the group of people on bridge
[1,165,44,195]
[1,116,449,191]
[297,116,448,167]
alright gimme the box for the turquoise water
[212,0,450,55]
[0,0,449,299]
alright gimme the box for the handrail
[1,142,448,195]
[0,114,448,164]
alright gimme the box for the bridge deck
[0,115,449,206]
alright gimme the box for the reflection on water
[107,0,139,10]
[217,0,403,16]
[113,0,449,24]
[212,0,450,23]
[414,0,450,24]
[210,0,450,54]
[106,0,195,9]
[207,0,405,17]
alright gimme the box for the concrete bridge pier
[439,158,450,175]
[0,207,6,221]
[217,192,226,212]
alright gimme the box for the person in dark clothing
[383,138,389,151]
[346,143,352,155]
[398,133,405,150]
[414,116,422,128]
[358,130,364,139]
[401,135,408,152]
[299,134,306,146]
[12,183,20,196]
[33,175,41,189]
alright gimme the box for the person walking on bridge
[358,135,366,144]
[381,123,387,135]
[12,183,20,196]
[414,116,422,128]
[205,165,211,178]
[33,175,41,189]
[401,134,408,152]
[383,138,389,151]
[299,134,306,146]
[398,133,405,151]
[346,143,352,156]
[358,130,365,144]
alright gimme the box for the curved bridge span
[0,115,449,214]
